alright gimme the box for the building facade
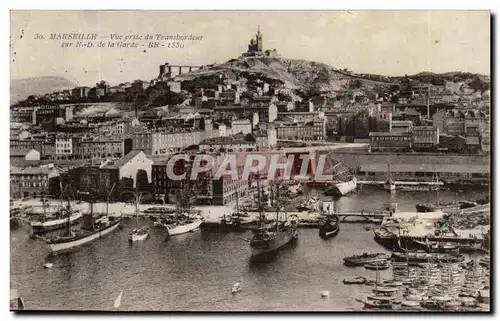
[10,166,60,198]
[276,118,326,141]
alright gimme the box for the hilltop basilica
[241,26,279,58]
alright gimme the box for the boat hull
[329,177,357,196]
[319,224,339,239]
[48,219,122,253]
[128,231,149,242]
[392,252,465,264]
[166,219,202,236]
[250,228,298,257]
[343,253,390,267]
[31,212,84,233]
[416,201,477,213]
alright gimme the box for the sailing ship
[31,208,84,233]
[164,171,203,237]
[322,155,357,196]
[327,176,358,196]
[128,190,149,243]
[416,173,477,212]
[30,186,83,233]
[249,179,299,257]
[356,267,397,309]
[45,183,122,253]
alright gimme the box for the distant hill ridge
[11,57,489,106]
[10,76,76,104]
[175,56,489,97]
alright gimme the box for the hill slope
[174,56,489,98]
[10,76,76,104]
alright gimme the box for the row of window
[15,182,48,187]
[372,136,412,141]
[359,171,488,178]
[12,175,47,180]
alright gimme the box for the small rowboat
[231,283,242,294]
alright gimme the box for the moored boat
[392,252,465,264]
[343,276,366,285]
[128,227,149,242]
[296,197,320,212]
[128,192,149,243]
[416,201,478,213]
[318,214,339,239]
[325,176,357,197]
[45,184,122,254]
[47,214,122,253]
[144,207,175,214]
[413,240,460,253]
[356,296,393,309]
[343,252,390,267]
[30,208,84,233]
[400,300,422,310]
[250,216,299,257]
[373,227,398,250]
[166,217,203,236]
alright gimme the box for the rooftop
[200,133,256,146]
[10,166,57,175]
[392,120,413,125]
[369,132,412,137]
[10,148,38,157]
[101,150,146,169]
[413,126,437,130]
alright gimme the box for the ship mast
[235,187,239,213]
[435,172,440,206]
[106,182,117,217]
[256,169,264,223]
[134,187,143,229]
[63,183,71,236]
[66,189,71,233]
[275,181,280,234]
[41,185,47,217]
[90,191,94,230]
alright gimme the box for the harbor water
[10,187,489,311]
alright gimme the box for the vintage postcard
[9,10,490,312]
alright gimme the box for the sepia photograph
[9,10,491,312]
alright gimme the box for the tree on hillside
[348,79,363,89]
[96,80,108,88]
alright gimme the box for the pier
[398,234,485,244]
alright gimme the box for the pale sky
[10,10,490,87]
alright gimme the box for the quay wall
[319,151,490,183]
[325,152,490,168]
